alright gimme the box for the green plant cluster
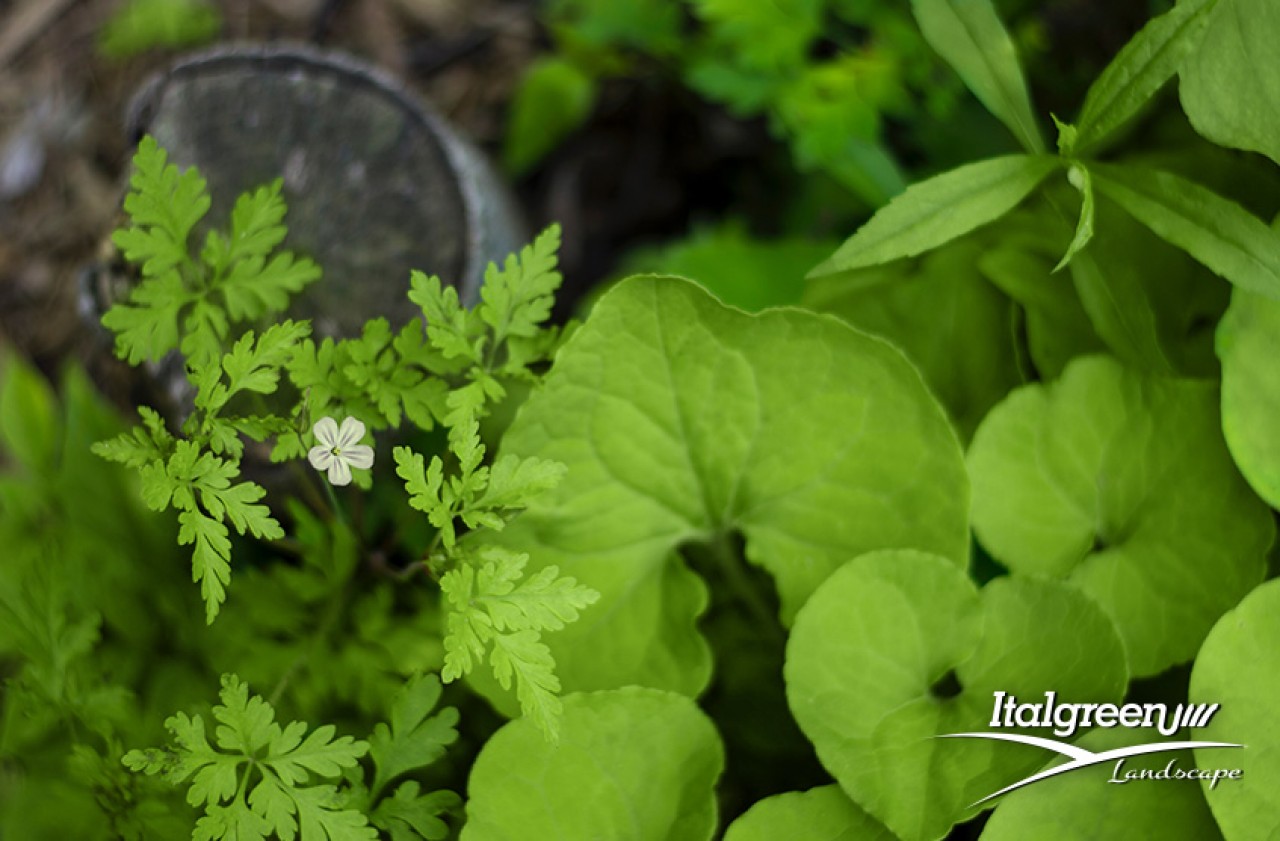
[2,0,1280,838]
[505,0,979,204]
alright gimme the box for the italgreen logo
[941,691,1245,805]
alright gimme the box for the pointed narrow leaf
[810,155,1058,277]
[1072,0,1218,155]
[1093,163,1280,300]
[911,0,1044,152]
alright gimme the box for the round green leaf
[1217,289,1280,509]
[723,786,894,841]
[981,727,1222,840]
[784,550,1127,841]
[968,355,1273,676]
[485,276,969,700]
[461,687,724,841]
[1190,578,1280,840]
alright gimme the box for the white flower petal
[337,417,366,448]
[308,445,334,471]
[313,416,339,448]
[327,457,352,486]
[343,444,375,470]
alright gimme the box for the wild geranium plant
[2,0,1280,838]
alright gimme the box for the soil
[0,0,787,392]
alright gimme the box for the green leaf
[784,550,1128,841]
[1190,578,1280,840]
[804,236,1022,440]
[410,272,484,364]
[477,225,563,346]
[100,271,194,364]
[368,674,459,799]
[1092,163,1280,300]
[0,350,59,471]
[967,355,1273,675]
[371,782,459,841]
[98,0,221,58]
[126,675,373,840]
[480,276,968,701]
[461,688,724,841]
[1179,0,1280,166]
[440,548,598,738]
[980,727,1223,840]
[626,223,832,312]
[1216,288,1280,509]
[1053,164,1094,272]
[910,0,1044,153]
[504,58,597,175]
[111,136,209,278]
[219,251,321,322]
[810,156,1058,277]
[178,509,232,624]
[1069,0,1219,155]
[723,786,894,841]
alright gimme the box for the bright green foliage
[461,688,724,841]
[814,0,1280,372]
[504,58,596,175]
[473,276,968,708]
[439,546,598,738]
[808,155,1059,276]
[723,786,894,841]
[95,324,310,622]
[968,356,1274,676]
[98,0,221,58]
[103,138,319,367]
[784,550,1128,841]
[622,222,831,311]
[1190,578,1280,840]
[1216,287,1280,509]
[1180,0,1280,166]
[526,0,948,204]
[366,674,459,801]
[1067,0,1218,156]
[393,428,596,738]
[123,675,374,841]
[910,0,1044,153]
[804,235,1022,439]
[981,728,1223,840]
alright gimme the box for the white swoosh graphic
[936,732,1244,806]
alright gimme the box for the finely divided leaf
[368,674,460,798]
[810,155,1058,276]
[111,136,209,278]
[911,0,1044,153]
[477,224,563,345]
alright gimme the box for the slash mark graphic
[937,732,1244,806]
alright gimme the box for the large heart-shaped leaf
[461,688,724,841]
[481,276,968,703]
[968,355,1273,676]
[1190,578,1280,840]
[1216,288,1280,510]
[723,786,894,841]
[784,550,1127,841]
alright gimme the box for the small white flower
[307,416,374,486]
